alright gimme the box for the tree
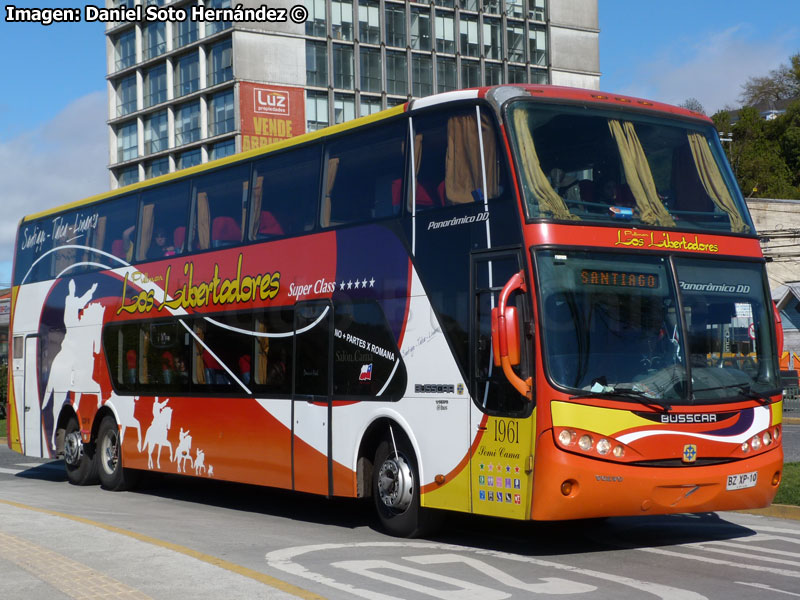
[739,53,800,106]
[679,97,706,114]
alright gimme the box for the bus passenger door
[292,301,332,496]
[470,251,536,519]
[23,335,43,457]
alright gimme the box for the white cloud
[615,26,798,114]
[0,91,108,285]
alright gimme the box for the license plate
[726,471,758,491]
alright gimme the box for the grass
[775,462,800,506]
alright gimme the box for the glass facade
[107,0,577,188]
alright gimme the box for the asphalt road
[1,441,799,600]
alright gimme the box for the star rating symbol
[354,279,361,289]
[369,277,375,287]
[340,281,346,291]
[347,280,353,289]
[338,276,376,291]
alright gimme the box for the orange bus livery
[6,85,784,537]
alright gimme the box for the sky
[1,0,799,287]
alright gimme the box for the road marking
[0,467,22,475]
[735,581,800,597]
[640,547,800,578]
[266,542,707,599]
[0,498,326,600]
[0,530,152,600]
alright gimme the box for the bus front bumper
[530,430,784,521]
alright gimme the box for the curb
[737,503,800,521]
[785,416,800,424]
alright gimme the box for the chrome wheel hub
[64,431,83,466]
[100,431,118,475]
[377,455,413,511]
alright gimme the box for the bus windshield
[536,250,779,404]
[507,102,753,234]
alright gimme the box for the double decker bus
[6,85,784,537]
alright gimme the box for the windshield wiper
[570,387,672,412]
[692,382,778,404]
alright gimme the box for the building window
[485,61,503,85]
[145,157,170,179]
[508,64,527,83]
[306,41,329,87]
[209,90,235,136]
[507,23,524,62]
[306,0,327,37]
[483,17,502,60]
[205,0,232,35]
[114,29,136,71]
[461,58,480,88]
[210,139,235,160]
[360,47,382,93]
[174,8,198,47]
[529,26,546,66]
[528,0,545,21]
[434,0,454,7]
[459,15,479,57]
[358,0,380,44]
[505,0,523,18]
[410,7,431,51]
[144,64,167,108]
[143,22,167,60]
[530,67,548,84]
[386,51,408,96]
[208,39,233,86]
[332,44,354,89]
[174,52,200,98]
[117,121,138,162]
[118,165,139,187]
[331,0,353,40]
[459,0,478,10]
[177,148,202,170]
[117,75,137,117]
[334,93,356,124]
[437,56,457,92]
[483,0,500,14]
[385,3,406,48]
[306,90,329,131]
[412,54,433,97]
[359,95,382,116]
[175,101,201,145]
[144,110,169,155]
[434,13,455,54]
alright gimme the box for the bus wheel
[96,415,139,491]
[372,433,437,537]
[64,416,98,486]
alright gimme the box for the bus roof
[21,84,712,223]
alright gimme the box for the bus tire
[96,415,139,491]
[64,416,98,486]
[372,434,438,538]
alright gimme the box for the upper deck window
[507,102,753,234]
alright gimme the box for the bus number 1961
[493,419,519,444]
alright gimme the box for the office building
[106,0,599,187]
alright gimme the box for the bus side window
[189,164,250,251]
[136,182,190,262]
[321,119,406,228]
[249,146,319,240]
[253,308,294,395]
[411,107,504,212]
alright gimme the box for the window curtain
[321,157,339,227]
[512,109,578,220]
[444,114,479,204]
[193,325,206,384]
[406,131,423,211]
[196,192,210,249]
[686,132,748,233]
[240,180,249,241]
[140,328,150,383]
[607,120,675,227]
[95,216,107,252]
[250,176,264,239]
[255,319,269,384]
[138,203,155,260]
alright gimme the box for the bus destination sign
[580,269,659,289]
